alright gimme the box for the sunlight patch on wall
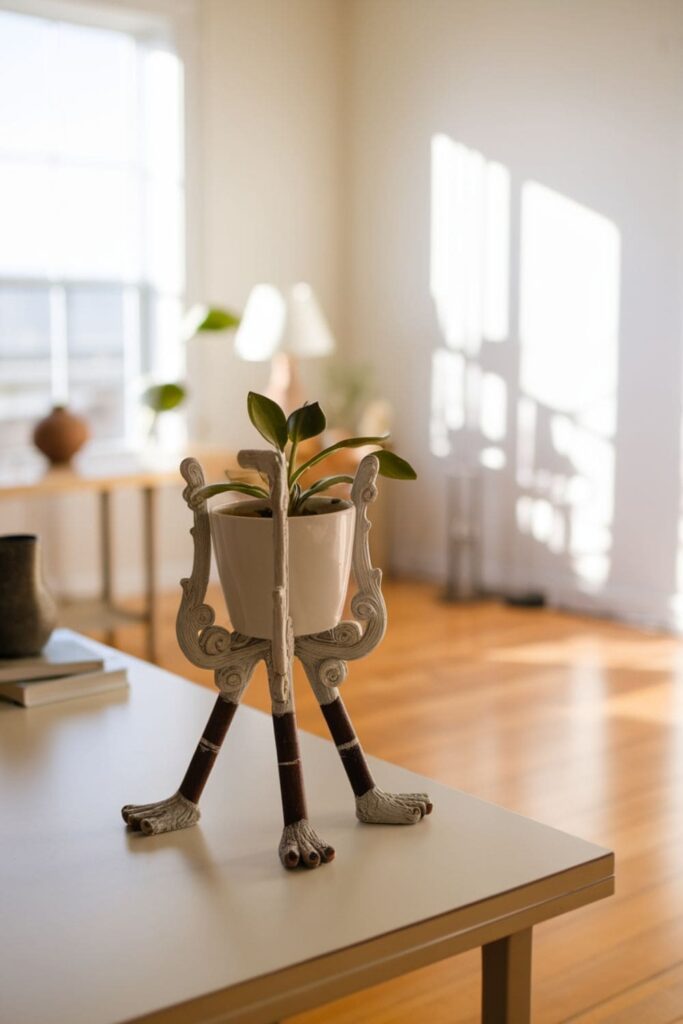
[429,134,510,458]
[518,183,620,589]
[429,141,621,596]
[430,134,510,354]
[430,347,465,458]
[520,183,619,432]
[480,372,507,442]
[480,446,506,470]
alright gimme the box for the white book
[0,635,104,684]
[0,665,129,708]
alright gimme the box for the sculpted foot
[356,787,433,824]
[122,792,200,835]
[278,820,336,870]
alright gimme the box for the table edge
[125,853,614,1024]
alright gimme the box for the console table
[0,632,614,1023]
[0,447,235,662]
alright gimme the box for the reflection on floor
[94,580,683,1024]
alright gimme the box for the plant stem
[288,439,299,487]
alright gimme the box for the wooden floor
[96,581,683,1024]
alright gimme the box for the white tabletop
[0,632,614,1024]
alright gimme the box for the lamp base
[266,352,304,414]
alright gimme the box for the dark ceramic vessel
[0,535,57,657]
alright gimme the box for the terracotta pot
[33,405,89,465]
[0,535,57,657]
[210,499,355,639]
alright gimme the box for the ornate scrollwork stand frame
[122,451,432,869]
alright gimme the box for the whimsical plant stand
[122,449,433,869]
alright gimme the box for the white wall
[344,0,683,628]
[187,0,344,449]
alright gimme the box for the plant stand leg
[178,694,239,803]
[269,666,335,870]
[318,689,432,824]
[319,694,375,798]
[123,691,244,835]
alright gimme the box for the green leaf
[142,382,187,414]
[296,474,354,511]
[247,391,288,450]
[290,434,390,485]
[196,307,241,331]
[375,450,417,480]
[287,401,326,443]
[195,482,269,502]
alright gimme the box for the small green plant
[197,392,416,515]
[142,306,241,431]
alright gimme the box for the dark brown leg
[179,695,238,803]
[272,710,335,869]
[320,696,376,797]
[318,693,433,824]
[272,712,308,827]
[122,694,241,835]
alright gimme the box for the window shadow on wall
[430,133,623,605]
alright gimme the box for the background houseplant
[142,306,241,439]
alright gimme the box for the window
[0,8,185,448]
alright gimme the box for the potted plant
[199,392,416,639]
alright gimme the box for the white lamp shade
[234,283,335,362]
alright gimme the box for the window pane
[0,163,54,277]
[69,376,126,441]
[0,286,51,358]
[0,284,52,436]
[55,22,137,165]
[66,287,126,440]
[67,286,124,356]
[0,164,140,281]
[56,167,141,280]
[0,385,52,447]
[144,49,183,182]
[0,12,56,156]
[145,181,184,291]
[148,293,182,378]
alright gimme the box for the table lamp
[234,283,335,412]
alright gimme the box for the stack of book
[0,634,128,707]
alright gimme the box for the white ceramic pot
[209,498,356,639]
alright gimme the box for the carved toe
[356,787,433,825]
[123,792,200,835]
[278,820,335,870]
